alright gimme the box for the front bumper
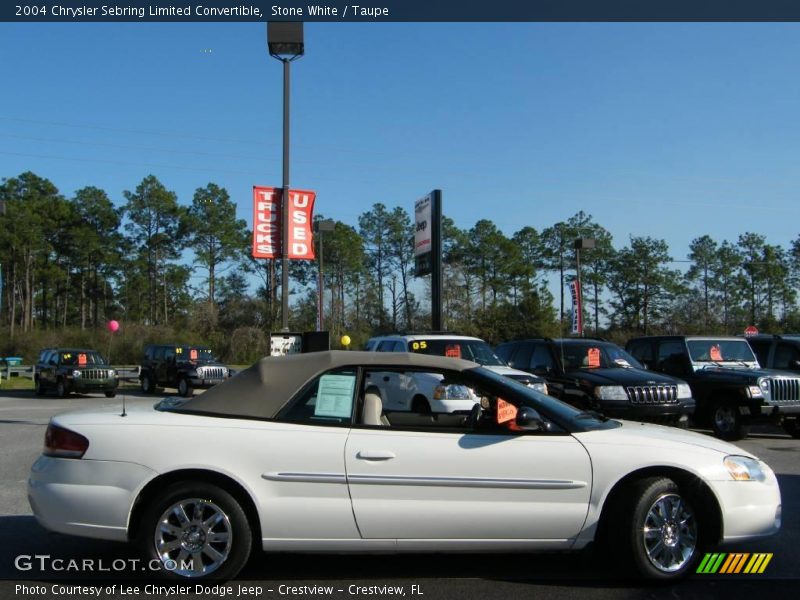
[187,377,226,389]
[69,378,119,393]
[711,467,782,543]
[598,399,695,421]
[28,456,156,542]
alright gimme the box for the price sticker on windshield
[190,349,199,360]
[587,348,601,368]
[496,398,518,424]
[78,353,87,366]
[445,344,461,358]
[710,344,723,361]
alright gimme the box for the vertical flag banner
[252,187,316,260]
[252,186,280,259]
[569,280,583,335]
[286,190,316,260]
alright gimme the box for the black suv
[495,338,694,426]
[140,344,231,397]
[34,348,118,398]
[745,334,800,436]
[626,335,800,440]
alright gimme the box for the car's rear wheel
[105,391,116,398]
[138,481,251,580]
[34,378,46,397]
[783,419,800,439]
[711,403,748,440]
[178,378,193,397]
[612,477,701,580]
[141,373,155,394]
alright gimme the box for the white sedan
[28,351,781,581]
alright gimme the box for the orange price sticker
[587,348,601,368]
[445,344,462,358]
[77,353,87,366]
[190,349,199,360]
[496,398,518,424]
[710,345,723,361]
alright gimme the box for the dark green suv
[34,348,118,398]
[140,344,231,397]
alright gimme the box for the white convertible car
[28,352,781,581]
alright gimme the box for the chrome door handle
[356,450,396,460]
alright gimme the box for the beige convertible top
[176,350,479,419]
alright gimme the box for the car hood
[575,419,754,457]
[692,365,794,381]
[566,367,681,385]
[486,365,544,382]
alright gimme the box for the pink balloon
[107,320,120,333]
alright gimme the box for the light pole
[574,237,595,337]
[267,22,304,332]
[315,219,335,331]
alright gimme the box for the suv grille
[199,367,226,380]
[768,378,800,405]
[80,369,111,380]
[626,385,678,404]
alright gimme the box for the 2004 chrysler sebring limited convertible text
[28,352,781,581]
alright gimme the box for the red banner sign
[252,186,316,260]
[569,280,583,335]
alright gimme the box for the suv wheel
[178,378,193,398]
[141,373,155,394]
[783,419,800,439]
[711,403,749,441]
[34,377,46,397]
[56,379,69,398]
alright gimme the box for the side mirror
[516,406,545,432]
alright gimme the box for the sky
[2,22,800,289]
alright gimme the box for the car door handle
[356,450,396,461]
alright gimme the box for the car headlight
[677,383,692,399]
[530,382,549,395]
[724,455,766,482]
[72,370,82,378]
[109,369,117,378]
[594,385,628,401]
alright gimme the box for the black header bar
[5,1,800,23]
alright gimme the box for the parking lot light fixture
[267,22,304,331]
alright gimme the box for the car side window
[774,343,800,370]
[748,340,771,367]
[628,340,654,363]
[277,369,357,426]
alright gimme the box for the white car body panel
[28,400,780,558]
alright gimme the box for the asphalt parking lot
[0,389,798,600]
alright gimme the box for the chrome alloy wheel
[154,498,233,577]
[642,492,697,573]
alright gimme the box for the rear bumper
[28,456,155,542]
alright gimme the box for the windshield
[60,351,107,366]
[178,347,218,362]
[407,339,505,366]
[471,367,619,432]
[556,343,643,370]
[687,340,757,363]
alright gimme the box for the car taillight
[44,423,89,458]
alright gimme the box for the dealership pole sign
[569,280,583,336]
[414,190,443,331]
[252,186,316,259]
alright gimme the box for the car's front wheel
[783,418,800,439]
[105,391,117,398]
[178,378,193,397]
[56,379,69,398]
[141,373,155,394]
[34,378,46,397]
[138,481,252,580]
[711,402,749,440]
[612,477,701,580]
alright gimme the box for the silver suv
[365,334,548,414]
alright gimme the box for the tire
[711,403,749,440]
[34,378,46,397]
[411,395,431,415]
[141,373,155,394]
[610,477,701,580]
[105,391,117,398]
[138,481,251,581]
[783,419,800,439]
[56,379,69,398]
[178,378,193,398]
